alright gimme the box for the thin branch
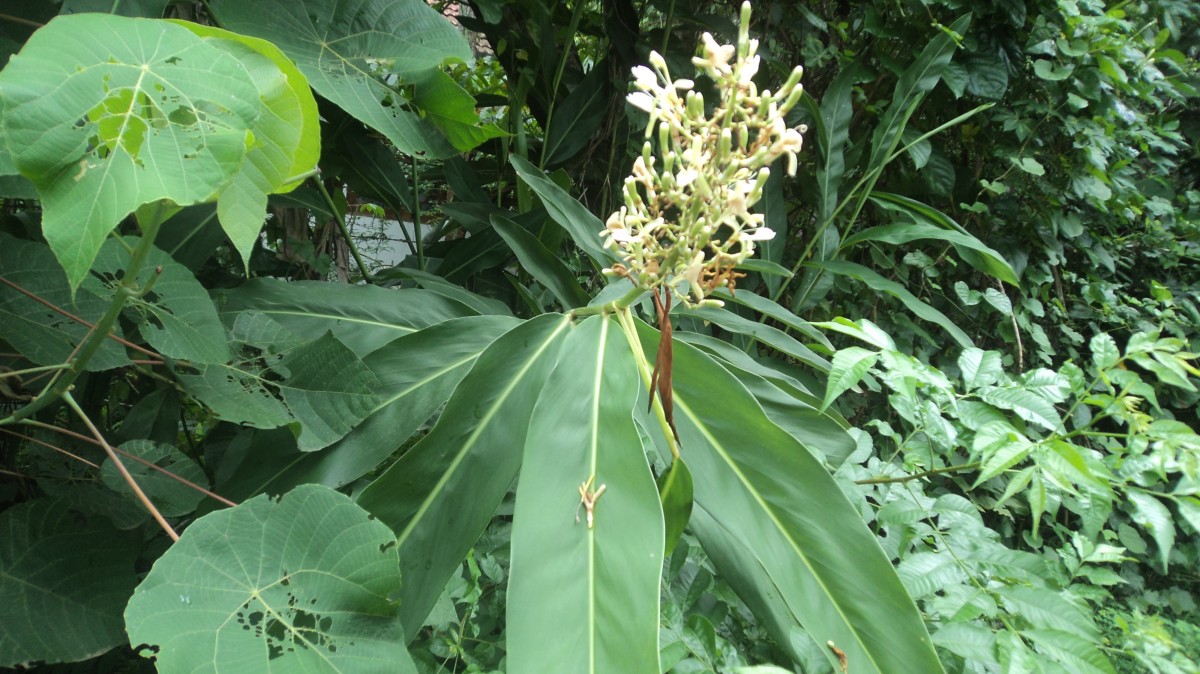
[18,420,238,508]
[0,467,31,479]
[855,461,980,485]
[0,276,163,359]
[0,13,44,29]
[0,427,100,468]
[61,393,179,541]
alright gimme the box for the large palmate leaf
[179,312,383,451]
[508,316,662,673]
[176,23,321,269]
[125,485,415,673]
[209,0,472,158]
[636,321,945,674]
[86,237,230,364]
[0,499,138,668]
[356,313,571,639]
[0,234,129,371]
[214,277,478,357]
[215,315,520,499]
[0,14,261,288]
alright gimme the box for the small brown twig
[61,393,179,541]
[0,427,101,468]
[0,276,163,359]
[18,419,237,508]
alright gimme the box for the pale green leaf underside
[0,14,261,288]
[508,316,662,673]
[125,485,415,673]
[210,0,471,158]
[175,22,322,269]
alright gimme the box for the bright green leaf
[822,346,878,412]
[0,14,261,289]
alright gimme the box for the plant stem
[614,307,680,460]
[314,177,374,283]
[855,461,979,485]
[62,391,179,542]
[412,154,424,271]
[1,219,164,426]
[569,285,647,319]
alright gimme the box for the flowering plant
[601,1,806,306]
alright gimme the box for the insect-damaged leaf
[125,485,416,672]
[178,312,383,451]
[0,14,261,289]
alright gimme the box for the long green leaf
[491,213,591,308]
[816,62,871,226]
[510,155,615,269]
[508,315,662,673]
[639,322,945,674]
[355,313,572,639]
[864,192,1019,286]
[808,260,974,348]
[214,277,478,357]
[866,15,971,174]
[209,0,471,158]
[676,304,830,372]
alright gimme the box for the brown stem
[62,393,180,541]
[19,420,237,508]
[0,427,100,468]
[0,276,163,359]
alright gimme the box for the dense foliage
[0,0,1197,672]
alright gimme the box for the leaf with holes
[209,0,473,158]
[86,237,229,365]
[0,499,139,668]
[178,312,384,451]
[175,22,322,271]
[124,484,415,673]
[0,14,261,288]
[0,234,130,371]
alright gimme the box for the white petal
[627,91,654,113]
[742,227,776,241]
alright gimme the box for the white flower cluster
[601,1,806,305]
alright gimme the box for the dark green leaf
[510,155,615,269]
[0,499,138,668]
[491,213,591,308]
[356,314,571,639]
